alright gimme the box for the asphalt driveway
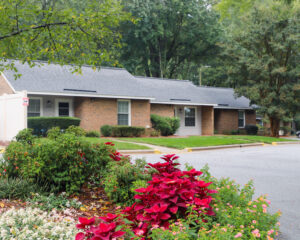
[133,144,300,240]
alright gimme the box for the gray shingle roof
[134,76,252,109]
[3,61,154,100]
[3,60,253,109]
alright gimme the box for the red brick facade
[201,106,214,135]
[150,104,175,117]
[214,109,256,134]
[0,75,14,95]
[74,97,151,131]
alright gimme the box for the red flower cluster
[105,142,129,162]
[75,214,125,240]
[122,154,216,237]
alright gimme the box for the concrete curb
[118,149,157,154]
[185,143,264,152]
[272,141,300,145]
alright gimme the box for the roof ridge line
[135,75,191,82]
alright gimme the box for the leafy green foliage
[65,125,86,137]
[15,128,35,145]
[85,130,100,138]
[0,0,131,75]
[27,192,82,211]
[120,0,221,79]
[151,114,180,136]
[4,134,112,193]
[0,178,47,200]
[47,127,62,140]
[103,159,152,204]
[111,126,145,137]
[101,125,113,137]
[28,117,81,136]
[219,0,300,136]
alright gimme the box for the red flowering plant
[122,154,217,237]
[75,213,126,240]
[105,142,129,162]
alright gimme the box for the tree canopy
[219,0,300,136]
[0,0,130,75]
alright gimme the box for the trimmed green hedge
[28,117,81,136]
[101,125,145,137]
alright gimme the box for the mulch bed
[0,185,118,221]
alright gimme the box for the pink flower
[252,220,257,224]
[268,229,274,235]
[234,233,242,238]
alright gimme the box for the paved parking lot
[133,144,300,240]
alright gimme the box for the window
[185,107,195,127]
[118,100,130,125]
[238,110,245,128]
[28,98,41,117]
[58,102,69,117]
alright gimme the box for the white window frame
[117,99,131,126]
[55,98,74,117]
[28,97,43,117]
[184,107,197,127]
[238,110,246,128]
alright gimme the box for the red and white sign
[23,97,29,106]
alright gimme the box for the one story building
[0,61,256,136]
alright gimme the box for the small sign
[23,97,29,106]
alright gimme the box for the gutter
[151,101,217,107]
[27,91,155,101]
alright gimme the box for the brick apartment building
[0,61,256,136]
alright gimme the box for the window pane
[238,111,245,127]
[28,99,40,117]
[185,108,195,127]
[59,102,69,117]
[118,114,129,125]
[118,101,129,114]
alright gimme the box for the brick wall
[74,98,117,131]
[131,100,151,127]
[214,109,238,134]
[0,75,14,95]
[150,104,174,117]
[74,97,151,131]
[201,106,214,135]
[245,110,256,125]
[214,109,257,134]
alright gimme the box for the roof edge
[151,101,217,107]
[27,91,155,100]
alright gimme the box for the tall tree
[220,0,300,137]
[119,0,221,79]
[0,0,130,75]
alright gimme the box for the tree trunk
[269,117,280,138]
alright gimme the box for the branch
[0,22,68,40]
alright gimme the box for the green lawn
[36,137,150,150]
[118,135,294,149]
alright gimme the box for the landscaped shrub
[4,134,112,193]
[85,130,100,138]
[101,124,113,137]
[103,159,151,204]
[75,214,126,240]
[28,117,81,136]
[47,126,62,140]
[65,125,86,136]
[150,129,160,137]
[122,154,216,237]
[0,178,47,200]
[15,128,35,144]
[151,114,180,136]
[245,124,258,135]
[111,126,145,137]
[0,207,77,239]
[150,169,280,240]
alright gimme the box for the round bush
[101,125,113,137]
[245,125,258,135]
